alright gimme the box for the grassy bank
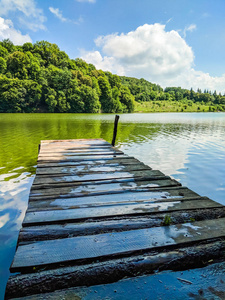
[134,100,221,113]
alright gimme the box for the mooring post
[111,115,120,146]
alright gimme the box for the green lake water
[1,112,225,298]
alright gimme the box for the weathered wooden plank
[38,151,123,159]
[40,148,120,154]
[19,207,225,243]
[19,217,168,243]
[40,144,112,149]
[27,195,204,212]
[23,198,222,225]
[36,162,151,176]
[33,170,165,185]
[28,187,198,210]
[30,176,172,191]
[37,154,129,163]
[36,157,140,168]
[39,147,123,155]
[29,178,180,199]
[41,145,112,150]
[40,139,111,145]
[30,185,195,201]
[11,218,225,272]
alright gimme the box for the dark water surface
[0,112,225,298]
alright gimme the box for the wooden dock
[5,139,225,299]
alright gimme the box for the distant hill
[0,39,224,113]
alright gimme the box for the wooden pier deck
[5,139,225,299]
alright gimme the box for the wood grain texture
[35,162,151,175]
[19,207,225,243]
[29,178,180,200]
[11,218,225,272]
[37,154,130,163]
[24,198,222,226]
[6,242,225,300]
[27,187,199,209]
[37,157,140,168]
[32,170,165,185]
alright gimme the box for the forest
[0,39,225,113]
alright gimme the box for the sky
[0,0,225,93]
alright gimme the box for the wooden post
[111,115,120,146]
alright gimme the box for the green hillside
[0,39,224,113]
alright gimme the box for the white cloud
[183,24,196,38]
[81,23,225,93]
[49,7,67,22]
[0,17,32,44]
[49,7,83,25]
[81,50,125,75]
[82,23,194,80]
[0,0,46,31]
[166,68,225,93]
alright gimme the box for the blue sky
[0,0,225,93]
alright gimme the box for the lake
[1,112,225,298]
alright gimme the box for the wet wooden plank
[39,147,123,155]
[11,218,225,272]
[19,217,169,243]
[6,244,225,299]
[33,170,165,185]
[40,147,120,154]
[38,151,123,159]
[37,154,129,163]
[36,157,141,168]
[41,139,111,145]
[30,176,173,191]
[23,198,222,226]
[29,178,180,199]
[36,162,151,175]
[41,142,112,147]
[40,143,112,148]
[19,207,225,243]
[27,194,204,212]
[28,187,199,209]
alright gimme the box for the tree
[0,57,7,73]
[45,88,57,112]
[112,86,123,112]
[0,45,8,58]
[57,91,69,112]
[105,72,121,89]
[80,85,101,113]
[98,76,115,112]
[0,39,15,53]
[119,86,135,112]
[7,51,30,79]
[0,76,41,112]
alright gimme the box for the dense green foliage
[0,40,134,113]
[0,39,224,113]
[122,77,225,112]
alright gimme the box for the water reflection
[0,171,34,298]
[0,112,225,298]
